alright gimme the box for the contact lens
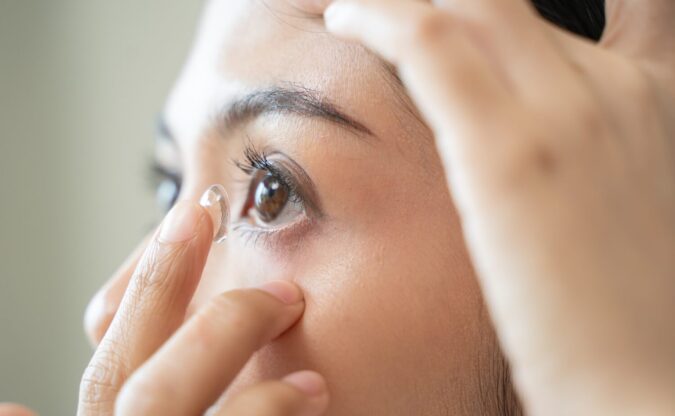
[199,184,230,243]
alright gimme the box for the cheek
[228,197,489,413]
[186,241,299,315]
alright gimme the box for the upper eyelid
[232,155,305,207]
[231,144,323,216]
[259,155,322,216]
[153,140,323,218]
[152,159,181,177]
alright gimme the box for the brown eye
[253,173,290,222]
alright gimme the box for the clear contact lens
[199,184,230,243]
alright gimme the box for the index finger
[84,232,154,347]
[78,200,214,415]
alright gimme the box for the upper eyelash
[232,144,268,175]
[232,144,305,204]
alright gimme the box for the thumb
[601,0,675,59]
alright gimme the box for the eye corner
[148,158,182,213]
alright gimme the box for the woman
[3,0,673,415]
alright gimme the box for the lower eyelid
[231,214,316,250]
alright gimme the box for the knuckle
[79,338,130,408]
[518,141,559,177]
[494,139,561,193]
[409,11,454,47]
[79,359,125,409]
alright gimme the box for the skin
[5,0,674,415]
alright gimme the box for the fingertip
[282,370,327,397]
[283,371,330,415]
[158,200,212,244]
[255,280,304,305]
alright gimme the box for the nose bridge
[179,127,235,201]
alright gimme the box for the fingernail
[283,371,327,397]
[256,280,304,304]
[199,184,230,243]
[159,201,204,243]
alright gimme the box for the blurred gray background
[0,1,202,414]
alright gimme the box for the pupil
[254,173,289,222]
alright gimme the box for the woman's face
[95,0,505,414]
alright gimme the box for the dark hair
[532,0,606,40]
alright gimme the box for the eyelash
[232,144,305,205]
[231,143,314,247]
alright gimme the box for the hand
[78,201,329,415]
[317,0,675,414]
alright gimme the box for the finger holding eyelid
[324,0,578,105]
[324,0,511,143]
[115,281,307,415]
[83,232,154,347]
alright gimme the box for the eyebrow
[219,84,374,137]
[158,84,375,144]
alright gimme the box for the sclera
[199,184,230,243]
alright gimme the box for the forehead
[166,0,421,144]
